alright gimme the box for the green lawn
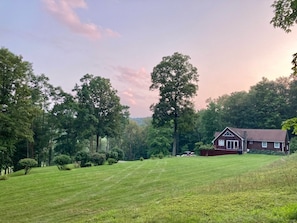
[1,154,296,222]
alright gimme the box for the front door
[226,140,239,149]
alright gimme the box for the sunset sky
[1,0,297,117]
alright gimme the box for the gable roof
[214,127,288,142]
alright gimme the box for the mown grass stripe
[1,154,295,222]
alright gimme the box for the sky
[1,0,297,117]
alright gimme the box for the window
[262,141,267,148]
[223,130,234,137]
[218,139,225,146]
[274,142,280,149]
[226,140,239,149]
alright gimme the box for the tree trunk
[96,134,99,152]
[48,146,52,166]
[90,135,94,153]
[172,116,178,156]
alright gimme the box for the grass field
[1,154,297,223]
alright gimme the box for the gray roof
[228,127,287,142]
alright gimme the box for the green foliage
[194,142,213,155]
[107,158,117,165]
[74,74,128,152]
[111,148,124,160]
[119,120,148,160]
[150,52,199,156]
[53,154,72,170]
[247,149,285,156]
[271,1,297,74]
[139,157,144,161]
[271,0,297,33]
[146,123,172,157]
[0,175,8,180]
[197,77,295,142]
[199,144,214,150]
[75,151,90,167]
[106,150,119,161]
[289,137,297,153]
[91,153,106,165]
[282,117,297,134]
[158,152,164,159]
[198,101,224,143]
[0,48,40,170]
[18,158,38,175]
[83,162,92,167]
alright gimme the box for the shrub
[111,148,125,160]
[91,153,106,165]
[107,158,117,165]
[247,149,285,156]
[81,162,92,168]
[158,152,164,159]
[53,154,72,170]
[150,154,156,159]
[0,175,8,180]
[75,151,91,167]
[194,142,214,155]
[140,157,144,161]
[108,151,119,161]
[18,158,38,175]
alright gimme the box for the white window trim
[226,140,239,149]
[274,142,280,149]
[262,141,267,148]
[223,131,234,137]
[218,139,225,146]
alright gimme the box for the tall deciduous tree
[150,52,199,156]
[74,74,128,152]
[0,48,38,172]
[51,90,79,157]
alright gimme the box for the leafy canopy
[150,52,198,124]
[150,52,198,155]
[271,0,297,33]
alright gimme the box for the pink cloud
[112,66,159,116]
[122,89,136,105]
[114,66,150,88]
[43,0,120,40]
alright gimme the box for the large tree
[271,1,297,133]
[149,52,199,156]
[0,48,39,172]
[74,74,128,152]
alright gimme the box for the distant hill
[130,117,151,126]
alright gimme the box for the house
[212,127,289,154]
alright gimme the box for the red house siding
[247,141,283,151]
[213,129,243,150]
[212,127,289,153]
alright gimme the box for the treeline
[103,78,297,159]
[1,48,297,174]
[196,77,297,143]
[0,48,130,172]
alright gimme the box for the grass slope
[0,154,296,222]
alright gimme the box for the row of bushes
[54,148,124,170]
[247,149,286,156]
